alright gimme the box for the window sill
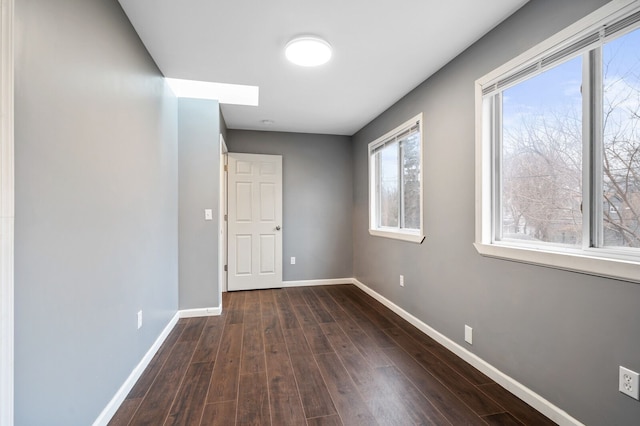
[369,228,425,244]
[473,242,640,284]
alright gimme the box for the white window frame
[475,0,640,283]
[368,113,425,244]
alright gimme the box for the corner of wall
[178,99,222,310]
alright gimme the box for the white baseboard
[92,311,180,426]
[179,305,222,318]
[350,278,584,426]
[93,305,222,424]
[281,278,352,288]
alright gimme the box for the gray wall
[178,98,221,309]
[228,130,353,281]
[352,0,640,424]
[14,0,178,424]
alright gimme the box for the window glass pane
[602,27,640,248]
[500,56,583,245]
[402,133,421,229]
[378,142,399,227]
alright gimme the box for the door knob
[276,225,281,231]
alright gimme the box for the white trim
[219,135,227,295]
[0,0,14,425]
[281,278,352,288]
[474,0,640,284]
[351,278,585,426]
[92,312,180,426]
[179,305,222,318]
[474,242,640,284]
[368,229,425,244]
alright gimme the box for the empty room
[2,0,640,425]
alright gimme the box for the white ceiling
[118,0,528,136]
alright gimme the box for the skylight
[165,78,259,106]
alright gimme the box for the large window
[369,114,424,243]
[476,2,640,282]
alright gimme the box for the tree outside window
[369,115,424,243]
[499,27,640,249]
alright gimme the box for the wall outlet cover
[619,366,639,400]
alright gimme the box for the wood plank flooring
[109,284,556,425]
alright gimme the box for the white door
[227,153,283,291]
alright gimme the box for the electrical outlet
[399,275,405,287]
[465,325,473,344]
[619,366,639,400]
[291,257,296,265]
[137,310,143,329]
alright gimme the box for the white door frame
[218,135,228,294]
[0,0,15,425]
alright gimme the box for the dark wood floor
[109,284,556,426]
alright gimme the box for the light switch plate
[205,209,213,220]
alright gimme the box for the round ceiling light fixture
[285,36,332,67]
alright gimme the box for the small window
[369,114,424,243]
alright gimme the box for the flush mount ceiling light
[285,36,332,67]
